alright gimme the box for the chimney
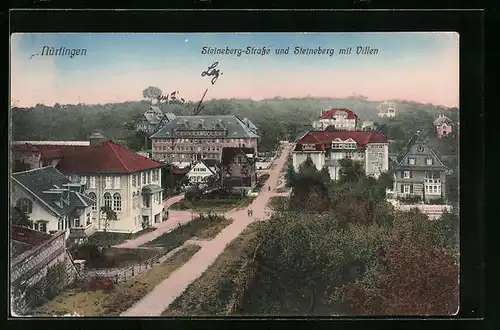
[89,132,106,146]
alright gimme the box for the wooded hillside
[11,96,458,153]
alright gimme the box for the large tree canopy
[142,86,163,103]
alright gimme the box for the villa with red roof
[293,131,389,180]
[12,133,166,234]
[312,108,359,131]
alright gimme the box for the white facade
[188,161,218,184]
[11,183,92,238]
[292,141,389,180]
[312,116,357,131]
[72,168,164,233]
[377,106,396,118]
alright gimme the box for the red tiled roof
[297,131,388,148]
[16,141,164,174]
[319,108,359,120]
[11,226,52,246]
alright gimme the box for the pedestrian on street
[268,186,271,191]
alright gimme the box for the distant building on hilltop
[293,131,389,180]
[312,108,359,131]
[136,105,177,135]
[361,121,375,131]
[150,115,259,163]
[377,102,396,118]
[433,114,453,138]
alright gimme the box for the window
[408,157,416,165]
[132,175,136,187]
[39,222,47,233]
[89,176,96,188]
[426,158,433,165]
[113,193,122,212]
[74,217,80,228]
[104,193,112,208]
[88,192,97,210]
[114,176,121,189]
[81,176,87,185]
[417,145,424,152]
[142,173,147,184]
[403,171,411,179]
[17,198,33,214]
[105,176,113,189]
[403,184,410,194]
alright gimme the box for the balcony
[69,224,97,239]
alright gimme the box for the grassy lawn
[170,197,255,212]
[32,245,200,317]
[142,215,233,251]
[86,228,157,247]
[162,222,262,316]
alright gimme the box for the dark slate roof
[221,147,256,166]
[394,136,447,171]
[242,118,258,131]
[150,115,259,139]
[201,159,218,169]
[12,167,95,217]
[164,113,177,121]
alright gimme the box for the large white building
[12,133,165,233]
[292,131,389,180]
[312,108,359,131]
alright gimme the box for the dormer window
[408,157,416,165]
[426,158,433,165]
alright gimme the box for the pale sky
[10,32,459,108]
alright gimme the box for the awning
[142,184,164,194]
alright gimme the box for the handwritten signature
[157,91,185,104]
[201,62,223,85]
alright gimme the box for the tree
[285,163,296,187]
[100,206,117,240]
[142,86,163,104]
[338,159,364,184]
[320,166,331,181]
[336,210,459,316]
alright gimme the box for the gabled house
[312,108,359,131]
[187,159,220,185]
[12,133,166,233]
[361,121,375,131]
[293,131,389,180]
[392,136,448,201]
[221,147,257,191]
[433,114,453,138]
[377,102,396,118]
[136,106,176,134]
[11,167,96,241]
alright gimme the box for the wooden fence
[81,245,184,284]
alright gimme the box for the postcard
[10,32,459,317]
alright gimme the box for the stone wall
[10,231,79,315]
